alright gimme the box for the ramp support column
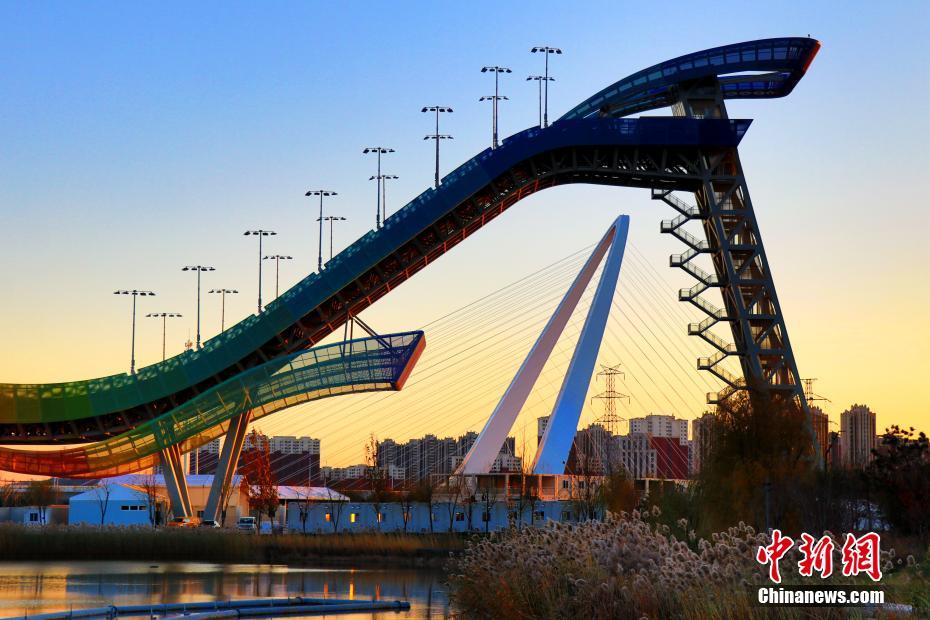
[203,411,251,524]
[160,444,192,518]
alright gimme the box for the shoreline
[0,524,464,569]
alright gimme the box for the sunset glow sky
[1,1,928,468]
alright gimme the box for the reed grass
[0,524,465,565]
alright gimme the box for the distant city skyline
[1,3,927,471]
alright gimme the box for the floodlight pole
[481,66,511,148]
[182,265,215,350]
[305,190,337,272]
[244,230,276,313]
[263,255,293,299]
[114,289,155,375]
[147,312,182,361]
[527,75,553,128]
[531,46,562,127]
[208,288,238,332]
[422,106,452,188]
[364,147,394,228]
[317,216,347,263]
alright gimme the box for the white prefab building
[68,484,161,526]
[284,499,575,534]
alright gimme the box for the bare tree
[94,480,114,526]
[294,486,312,534]
[22,479,59,525]
[570,442,602,521]
[442,475,465,533]
[397,482,416,534]
[364,434,389,531]
[0,479,20,508]
[138,473,161,528]
[321,471,345,534]
[478,476,499,533]
[414,476,438,533]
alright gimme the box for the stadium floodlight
[530,46,562,127]
[526,75,554,127]
[208,288,238,332]
[363,147,394,228]
[113,289,155,375]
[146,312,182,361]
[181,265,215,350]
[421,106,453,188]
[263,254,293,299]
[304,190,338,272]
[243,230,276,313]
[481,66,511,148]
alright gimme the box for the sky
[1,1,928,467]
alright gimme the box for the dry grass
[448,509,926,619]
[0,524,465,565]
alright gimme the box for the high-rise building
[193,434,321,484]
[378,433,518,481]
[809,406,829,463]
[840,404,877,469]
[691,413,716,475]
[629,414,689,440]
[615,432,656,479]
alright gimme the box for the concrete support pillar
[160,444,192,518]
[203,411,251,524]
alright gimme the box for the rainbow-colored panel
[0,331,424,477]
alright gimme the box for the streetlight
[263,254,293,299]
[243,230,276,313]
[182,265,215,350]
[373,174,398,222]
[113,289,155,375]
[526,75,554,128]
[530,46,561,127]
[146,312,182,361]
[316,216,347,263]
[363,147,394,229]
[421,106,453,188]
[304,190,337,272]
[208,288,238,332]
[481,66,511,148]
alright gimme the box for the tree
[477,476,499,533]
[867,425,930,541]
[599,469,638,516]
[239,429,279,530]
[570,439,602,521]
[320,470,346,534]
[364,434,390,531]
[93,480,114,526]
[397,482,416,534]
[137,472,161,528]
[0,480,20,508]
[25,479,58,525]
[696,384,814,533]
[414,476,437,533]
[442,474,466,533]
[293,486,313,534]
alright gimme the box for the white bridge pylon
[456,215,630,475]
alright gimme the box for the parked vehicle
[236,516,257,532]
[167,517,199,528]
[199,519,221,528]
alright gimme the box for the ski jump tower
[458,215,630,475]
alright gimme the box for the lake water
[0,562,451,619]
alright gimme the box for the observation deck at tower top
[0,37,819,442]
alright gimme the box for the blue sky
[1,1,928,444]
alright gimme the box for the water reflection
[0,562,450,619]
